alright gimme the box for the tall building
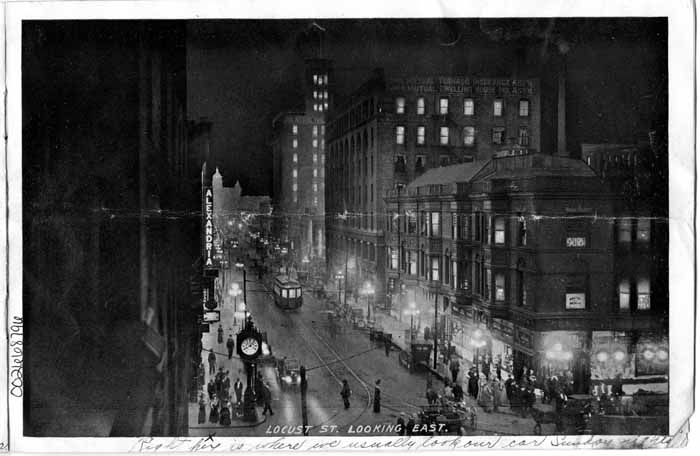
[384,152,668,409]
[271,59,332,263]
[23,22,199,436]
[325,69,541,306]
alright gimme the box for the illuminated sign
[203,187,218,269]
[566,236,587,248]
[203,311,221,323]
[565,293,586,309]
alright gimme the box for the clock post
[237,316,263,421]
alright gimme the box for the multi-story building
[271,59,332,262]
[23,22,199,436]
[384,151,668,397]
[325,69,541,307]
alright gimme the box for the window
[312,139,318,148]
[324,102,328,110]
[637,218,651,242]
[618,279,630,310]
[420,212,428,236]
[416,126,426,145]
[464,98,474,116]
[440,126,449,145]
[518,215,527,246]
[417,97,425,115]
[313,197,318,206]
[494,217,505,244]
[617,219,632,243]
[517,270,526,306]
[292,139,298,149]
[292,183,298,192]
[396,97,405,114]
[292,124,298,135]
[431,257,440,281]
[461,214,469,240]
[313,74,318,84]
[407,211,417,233]
[444,254,450,285]
[313,153,318,163]
[394,154,406,173]
[519,99,529,117]
[451,260,458,289]
[323,74,328,85]
[321,125,325,135]
[408,251,417,275]
[439,97,449,115]
[313,126,318,136]
[637,279,651,310]
[313,183,318,192]
[396,126,405,145]
[313,91,318,99]
[292,168,298,178]
[492,127,505,144]
[493,99,503,116]
[440,155,450,166]
[293,193,298,203]
[430,212,440,237]
[495,273,505,301]
[293,153,298,163]
[519,127,529,146]
[451,213,458,239]
[324,91,328,99]
[314,104,318,111]
[463,126,475,146]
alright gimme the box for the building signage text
[203,187,217,269]
[387,77,535,96]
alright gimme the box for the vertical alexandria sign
[203,186,217,269]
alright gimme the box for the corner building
[325,69,541,309]
[271,59,332,262]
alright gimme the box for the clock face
[241,338,259,355]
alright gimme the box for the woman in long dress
[198,393,207,424]
[219,400,232,426]
[209,395,220,424]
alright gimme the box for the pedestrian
[405,414,416,437]
[220,399,232,426]
[198,393,207,424]
[208,349,216,375]
[209,394,220,424]
[261,382,274,416]
[491,377,500,412]
[426,384,438,405]
[215,370,223,398]
[255,372,264,405]
[384,337,391,357]
[611,373,623,397]
[340,379,352,409]
[217,324,224,344]
[396,413,406,436]
[234,378,243,404]
[453,381,464,402]
[496,360,502,381]
[222,373,231,402]
[443,380,454,401]
[373,379,381,413]
[226,335,235,360]
[207,378,216,400]
[468,371,479,399]
[482,358,490,379]
[450,357,460,384]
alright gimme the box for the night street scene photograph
[21,17,669,438]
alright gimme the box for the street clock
[236,327,262,361]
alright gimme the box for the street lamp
[470,329,487,375]
[361,281,375,322]
[229,283,242,323]
[403,301,420,343]
[334,270,344,306]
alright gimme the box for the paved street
[189,247,553,437]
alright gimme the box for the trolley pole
[433,292,438,370]
[300,365,309,436]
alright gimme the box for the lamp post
[334,271,344,306]
[403,301,419,343]
[229,283,242,324]
[470,329,487,376]
[362,281,375,322]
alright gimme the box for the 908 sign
[566,236,586,248]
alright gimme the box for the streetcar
[272,275,303,310]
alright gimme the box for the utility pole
[433,292,438,370]
[300,365,309,436]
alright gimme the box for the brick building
[384,151,668,395]
[325,69,541,307]
[271,59,332,262]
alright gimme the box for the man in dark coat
[373,379,382,413]
[452,382,464,402]
[208,349,217,375]
[226,335,235,360]
[207,379,216,400]
[468,371,479,399]
[261,382,274,415]
[234,378,244,404]
[450,358,460,384]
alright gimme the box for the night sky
[186,18,667,196]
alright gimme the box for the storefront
[450,305,474,361]
[491,318,514,377]
[535,330,591,394]
[513,325,535,382]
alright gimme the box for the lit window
[494,99,503,116]
[417,97,425,115]
[408,251,417,275]
[439,97,449,115]
[313,104,318,111]
[324,102,328,110]
[293,153,298,163]
[292,124,298,135]
[313,139,318,148]
[518,215,527,246]
[637,279,650,310]
[321,125,325,135]
[451,260,458,289]
[323,74,328,85]
[324,91,328,99]
[313,183,318,192]
[618,219,632,242]
[313,126,318,136]
[519,127,529,146]
[321,153,325,164]
[320,140,325,150]
[519,99,530,116]
[440,126,449,145]
[637,218,651,242]
[293,193,298,203]
[292,183,298,192]
[416,126,425,145]
[451,213,458,239]
[619,279,630,310]
[292,168,298,178]
[463,126,475,146]
[313,91,318,99]
[313,153,318,163]
[396,126,405,145]
[292,139,298,148]
[492,127,505,144]
[313,197,318,206]
[313,74,318,84]
[313,168,318,177]
[430,212,440,237]
[464,98,474,115]
[495,273,505,301]
[390,248,399,269]
[396,97,405,114]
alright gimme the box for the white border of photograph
[3,0,695,452]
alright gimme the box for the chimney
[557,68,567,157]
